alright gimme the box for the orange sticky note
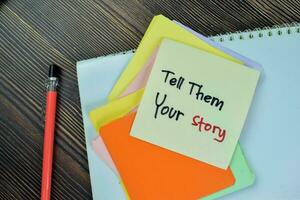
[100,112,235,200]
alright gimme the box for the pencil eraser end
[48,64,60,78]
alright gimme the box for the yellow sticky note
[89,89,143,131]
[130,39,260,169]
[108,15,242,101]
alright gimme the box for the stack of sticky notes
[85,15,261,200]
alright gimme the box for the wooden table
[1,1,299,199]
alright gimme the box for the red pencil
[41,64,59,200]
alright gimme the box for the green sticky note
[130,39,260,169]
[201,144,255,199]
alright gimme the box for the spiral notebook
[209,24,300,200]
[77,23,300,200]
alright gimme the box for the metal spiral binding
[210,22,300,42]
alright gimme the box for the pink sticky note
[119,48,158,98]
[92,137,120,176]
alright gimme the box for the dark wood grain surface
[0,0,299,199]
